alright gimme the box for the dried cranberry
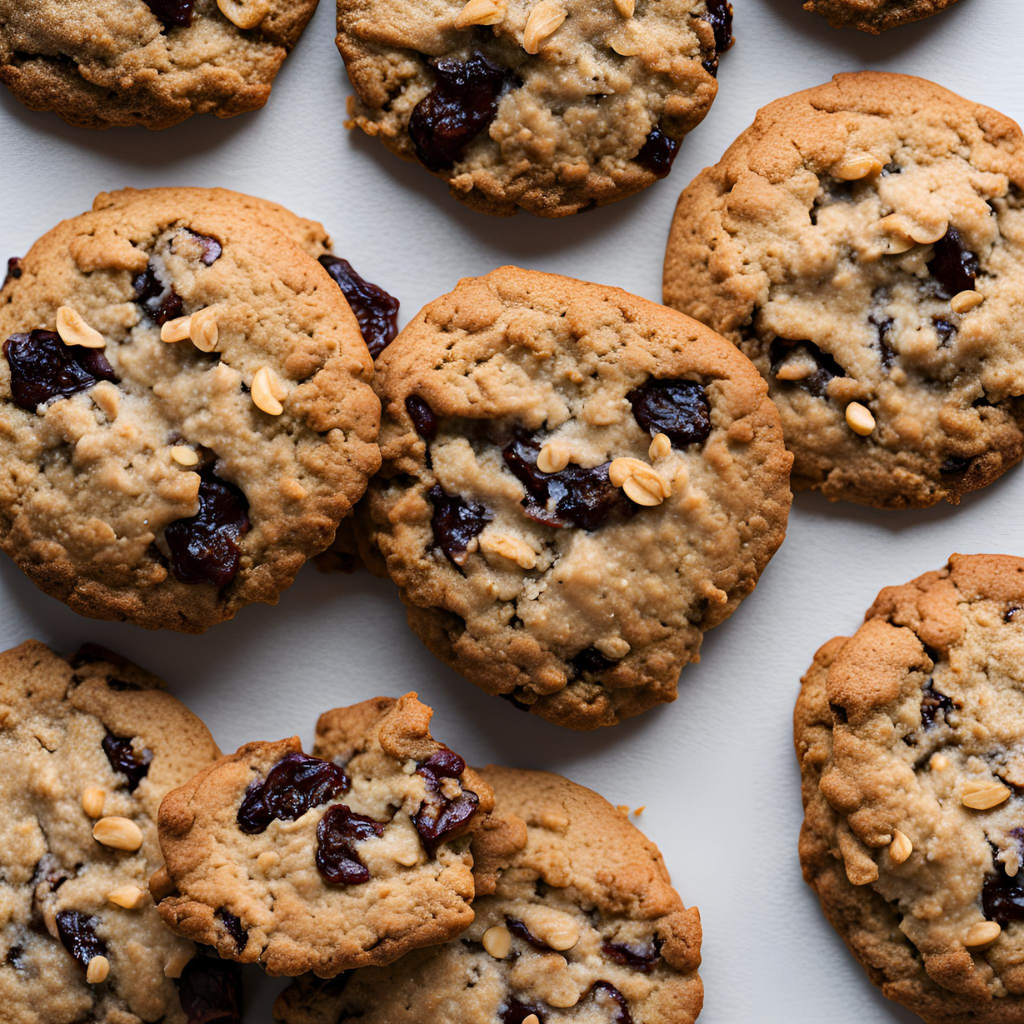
[172,229,223,267]
[627,378,711,446]
[55,911,106,969]
[602,940,660,972]
[636,127,680,179]
[428,485,491,565]
[237,752,350,834]
[406,395,438,441]
[133,265,184,326]
[144,0,194,27]
[507,917,552,951]
[315,805,385,885]
[164,473,250,588]
[4,330,118,412]
[589,981,634,1024]
[940,455,973,475]
[4,257,22,286]
[983,869,1024,925]
[927,228,978,299]
[920,680,956,729]
[176,955,243,1024]
[704,0,734,56]
[500,999,545,1024]
[218,911,246,951]
[318,256,400,358]
[413,748,479,849]
[572,647,614,675]
[102,732,152,792]
[409,53,512,171]
[768,339,846,398]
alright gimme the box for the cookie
[0,639,238,1024]
[0,0,320,130]
[275,765,704,1024]
[0,186,382,632]
[795,554,1024,1023]
[357,266,792,730]
[664,72,1024,510]
[334,0,733,216]
[803,0,959,33]
[154,693,495,977]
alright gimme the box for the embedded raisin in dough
[0,0,320,129]
[803,0,960,33]
[356,267,792,730]
[664,72,1024,509]
[795,554,1024,1023]
[155,694,494,977]
[274,767,704,1024]
[0,187,380,632]
[335,0,731,216]
[0,640,226,1024]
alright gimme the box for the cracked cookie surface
[0,639,235,1024]
[0,187,380,632]
[795,554,1024,1022]
[155,693,494,977]
[803,0,960,33]
[335,0,731,216]
[663,72,1024,509]
[0,0,320,130]
[275,765,703,1024]
[357,266,791,730]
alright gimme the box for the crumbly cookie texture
[275,766,703,1024]
[803,0,959,33]
[0,0,319,130]
[335,0,731,216]
[0,187,380,632]
[663,72,1024,509]
[155,693,494,977]
[795,553,1024,1023]
[0,639,233,1024]
[357,266,792,730]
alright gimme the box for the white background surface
[0,0,1019,1020]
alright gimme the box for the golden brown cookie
[804,0,960,33]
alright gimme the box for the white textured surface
[0,0,1018,1020]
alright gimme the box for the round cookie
[357,266,792,730]
[803,0,959,33]
[0,639,238,1024]
[664,72,1024,510]
[335,0,733,216]
[154,693,495,977]
[795,554,1024,1023]
[275,765,704,1024]
[0,187,381,632]
[0,0,320,130]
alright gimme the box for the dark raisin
[409,53,511,171]
[920,680,956,729]
[318,256,400,358]
[869,314,896,370]
[237,752,350,835]
[4,330,118,412]
[33,854,70,893]
[636,127,680,179]
[1007,607,1021,623]
[315,805,385,885]
[927,228,979,299]
[413,748,480,849]
[933,318,957,346]
[144,0,194,27]
[500,999,545,1024]
[55,911,106,969]
[627,378,711,446]
[172,228,223,267]
[4,257,22,286]
[6,945,26,971]
[983,869,1024,926]
[573,647,614,675]
[602,940,660,972]
[428,485,491,564]
[940,455,973,475]
[164,472,250,588]
[102,733,152,792]
[218,911,246,952]
[700,0,734,75]
[589,981,634,1024]
[176,954,243,1024]
[768,339,845,399]
[133,265,183,325]
[507,917,552,951]
[406,395,438,441]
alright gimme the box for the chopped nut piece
[931,753,950,772]
[217,0,270,29]
[633,805,645,816]
[251,366,287,416]
[537,918,580,951]
[86,955,110,984]
[523,1016,540,1024]
[594,636,630,660]
[456,0,507,26]
[613,0,634,15]
[56,306,106,348]
[160,315,192,343]
[609,456,650,487]
[108,885,147,909]
[537,440,571,474]
[623,473,667,506]
[962,779,1011,810]
[617,804,630,816]
[648,433,671,460]
[523,0,566,53]
[82,787,106,819]
[93,816,144,852]
[965,920,1002,950]
[170,445,200,467]
[833,154,883,180]
[189,307,220,353]
[950,289,984,314]
[845,402,876,436]
[774,361,814,382]
[482,925,512,959]
[888,828,913,864]
[481,533,537,569]
[911,222,948,245]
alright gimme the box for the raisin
[6,946,27,971]
[172,228,223,267]
[409,53,511,171]
[573,647,614,675]
[768,339,845,398]
[507,917,552,951]
[983,869,1024,926]
[920,680,956,729]
[500,999,545,1024]
[627,378,711,446]
[4,257,22,286]
[940,455,973,475]
[164,472,251,588]
[635,127,680,179]
[176,954,243,1024]
[237,752,350,834]
[413,748,479,849]
[428,485,491,564]
[1007,607,1021,623]
[318,256,400,358]
[406,395,438,441]
[602,940,660,972]
[55,911,106,969]
[700,0,734,75]
[4,330,118,412]
[218,911,246,951]
[133,265,184,325]
[869,314,896,370]
[315,805,385,885]
[590,981,634,1024]
[102,733,152,792]
[933,318,957,346]
[927,228,979,299]
[144,0,194,27]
